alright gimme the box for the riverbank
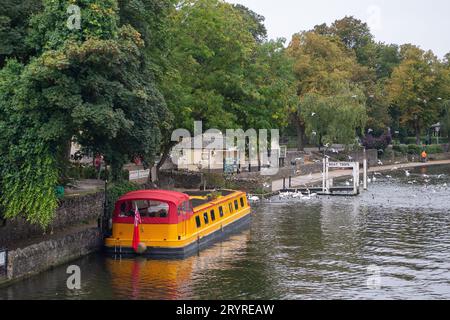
[271,159,450,191]
[3,164,450,299]
[0,191,105,287]
[2,159,449,287]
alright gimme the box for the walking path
[271,160,450,191]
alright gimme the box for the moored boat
[104,189,251,258]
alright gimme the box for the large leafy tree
[0,0,168,226]
[286,31,367,150]
[313,17,401,135]
[387,45,443,145]
[439,54,450,138]
[232,4,267,43]
[158,0,296,172]
[0,0,43,67]
[313,16,376,68]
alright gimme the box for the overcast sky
[226,0,450,59]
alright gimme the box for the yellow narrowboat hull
[104,191,251,258]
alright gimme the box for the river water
[1,165,450,300]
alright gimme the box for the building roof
[117,190,189,205]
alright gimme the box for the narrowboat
[104,189,251,258]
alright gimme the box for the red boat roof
[117,190,189,205]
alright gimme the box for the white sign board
[328,162,355,168]
[129,169,150,181]
[0,251,5,266]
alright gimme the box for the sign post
[324,159,363,195]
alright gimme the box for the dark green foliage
[0,0,168,226]
[106,181,140,214]
[425,145,444,154]
[0,0,43,67]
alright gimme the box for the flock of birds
[248,190,319,203]
[248,169,448,204]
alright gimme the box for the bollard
[283,178,286,190]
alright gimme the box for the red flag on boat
[132,204,142,253]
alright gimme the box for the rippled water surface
[1,165,450,300]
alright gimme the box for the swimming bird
[405,170,411,177]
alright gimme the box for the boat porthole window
[240,197,245,208]
[203,212,209,224]
[195,216,201,228]
[219,206,224,217]
[211,210,216,221]
[234,200,239,211]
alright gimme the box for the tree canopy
[286,31,368,149]
[0,0,168,225]
[0,2,449,227]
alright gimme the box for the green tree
[313,17,400,135]
[158,0,295,173]
[387,45,442,145]
[232,4,267,43]
[0,0,43,67]
[0,0,168,226]
[300,84,367,147]
[439,55,450,138]
[314,16,376,68]
[286,31,367,150]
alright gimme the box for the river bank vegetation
[1,0,449,226]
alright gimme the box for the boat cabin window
[219,206,224,217]
[211,210,216,221]
[229,203,233,213]
[240,197,245,208]
[203,212,209,224]
[195,216,201,228]
[234,200,239,211]
[178,200,193,216]
[118,200,169,219]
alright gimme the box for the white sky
[226,0,450,59]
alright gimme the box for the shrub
[393,144,408,154]
[407,144,422,155]
[68,164,129,181]
[363,133,392,152]
[204,173,226,189]
[404,137,419,145]
[106,181,141,215]
[425,145,444,154]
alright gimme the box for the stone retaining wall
[159,170,203,189]
[0,227,102,285]
[0,192,104,246]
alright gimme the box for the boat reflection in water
[105,230,251,300]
